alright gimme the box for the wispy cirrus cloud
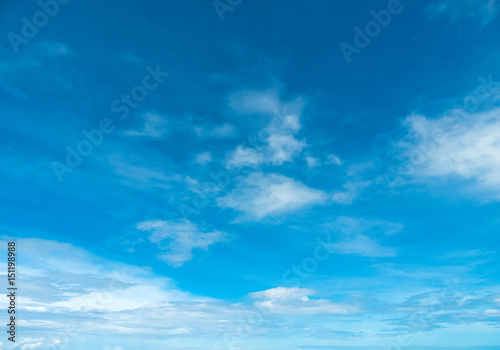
[0,40,74,99]
[323,216,401,258]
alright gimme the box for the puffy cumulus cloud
[217,172,327,220]
[136,219,226,266]
[399,107,500,199]
[305,156,319,169]
[226,90,307,168]
[250,287,354,315]
[226,114,306,168]
[266,115,306,165]
[124,111,168,138]
[226,145,264,168]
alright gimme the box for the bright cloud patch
[250,287,354,315]
[399,108,500,199]
[194,151,212,165]
[227,114,306,168]
[136,219,226,266]
[217,172,327,220]
[227,91,307,168]
[9,238,261,345]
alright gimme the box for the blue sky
[1,0,500,349]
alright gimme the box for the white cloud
[227,115,306,168]
[7,238,500,345]
[217,172,327,220]
[226,145,264,168]
[11,338,45,350]
[399,108,500,199]
[250,287,354,315]
[266,115,306,165]
[6,238,244,340]
[124,112,167,138]
[226,91,307,168]
[249,287,314,301]
[194,151,212,165]
[136,219,226,266]
[229,89,287,115]
[306,156,319,169]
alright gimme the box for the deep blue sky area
[1,0,500,349]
